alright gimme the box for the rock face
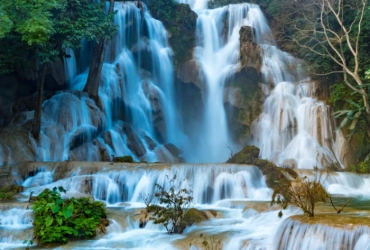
[223,66,264,144]
[239,26,262,72]
[177,59,204,90]
[148,0,198,67]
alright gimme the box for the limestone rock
[177,59,204,89]
[239,26,262,72]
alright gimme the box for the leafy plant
[33,186,108,244]
[143,175,193,234]
[23,239,33,250]
[0,185,22,201]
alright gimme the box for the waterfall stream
[0,0,366,249]
[2,163,370,249]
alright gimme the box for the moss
[113,156,134,163]
[290,214,370,229]
[183,208,208,224]
[0,185,22,201]
[227,145,260,164]
[227,145,296,190]
[148,0,197,67]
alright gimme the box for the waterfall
[23,164,271,205]
[178,0,346,167]
[274,217,370,250]
[35,2,184,163]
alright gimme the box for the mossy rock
[0,185,23,201]
[113,156,134,163]
[148,0,197,67]
[227,145,260,164]
[227,145,297,189]
[183,208,209,224]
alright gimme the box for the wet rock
[281,158,297,169]
[239,26,262,72]
[164,143,182,157]
[68,125,98,150]
[177,59,204,89]
[69,143,100,161]
[183,208,209,224]
[122,124,147,157]
[144,135,157,150]
[0,126,35,164]
[227,145,260,164]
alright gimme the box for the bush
[33,187,108,244]
[143,176,194,234]
[271,168,329,217]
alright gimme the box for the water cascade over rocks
[0,0,347,166]
[177,0,347,167]
[0,0,366,249]
[0,2,185,164]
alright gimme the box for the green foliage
[0,0,117,74]
[33,186,108,244]
[148,0,197,67]
[143,176,194,234]
[0,185,22,201]
[113,156,134,163]
[23,239,33,248]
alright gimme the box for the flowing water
[2,163,370,249]
[0,0,366,249]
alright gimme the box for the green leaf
[63,203,74,219]
[45,216,54,227]
[51,205,60,213]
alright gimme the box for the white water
[30,2,185,163]
[0,163,369,249]
[274,217,370,250]
[174,0,347,167]
[23,164,271,204]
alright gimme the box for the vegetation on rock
[0,185,22,201]
[227,145,297,189]
[0,0,117,139]
[143,176,199,234]
[148,0,197,67]
[113,155,134,163]
[33,186,108,244]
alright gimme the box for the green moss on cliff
[227,145,297,189]
[148,0,197,67]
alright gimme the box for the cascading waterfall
[274,217,370,250]
[178,0,346,167]
[35,2,185,163]
[182,3,276,162]
[24,164,271,205]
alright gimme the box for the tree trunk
[31,64,47,140]
[84,0,115,99]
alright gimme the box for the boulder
[183,208,209,224]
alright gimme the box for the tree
[84,0,116,99]
[292,0,369,116]
[142,175,194,234]
[0,0,117,139]
[272,167,329,217]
